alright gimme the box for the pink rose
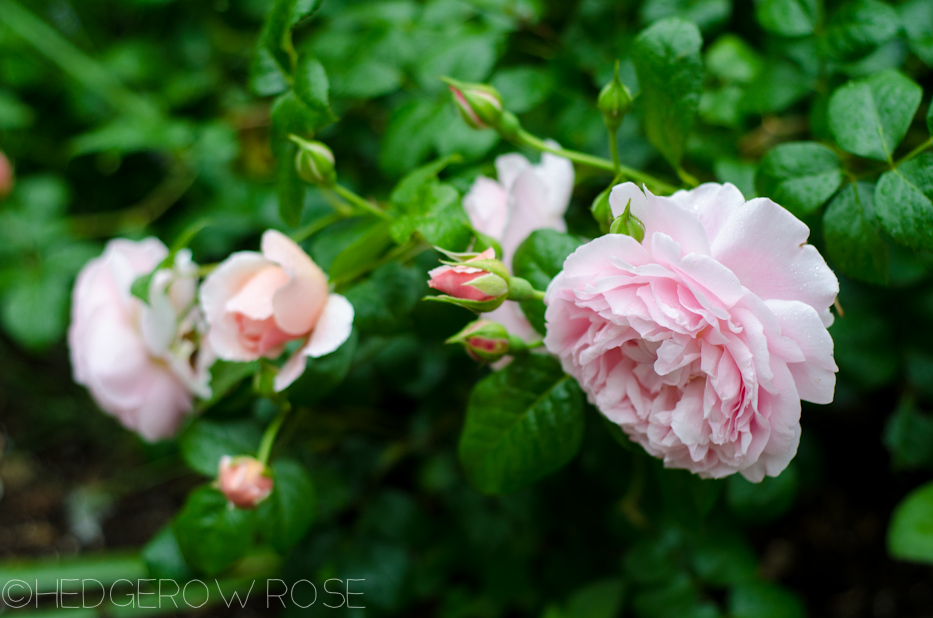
[427,248,506,302]
[201,230,353,392]
[463,148,574,341]
[0,150,13,199]
[217,455,273,509]
[69,239,212,441]
[544,182,839,481]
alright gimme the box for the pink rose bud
[0,150,13,199]
[447,319,511,363]
[200,230,354,392]
[427,248,509,312]
[217,455,273,509]
[442,78,503,130]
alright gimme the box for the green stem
[331,239,431,290]
[515,128,679,195]
[608,129,621,175]
[894,137,933,169]
[532,289,545,301]
[334,184,392,220]
[290,212,345,243]
[0,0,156,120]
[257,398,292,466]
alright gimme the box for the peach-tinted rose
[217,455,273,509]
[544,183,839,481]
[463,148,574,343]
[69,239,212,441]
[201,230,353,392]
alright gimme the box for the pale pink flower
[463,148,574,342]
[0,150,12,199]
[69,239,212,441]
[217,455,273,509]
[544,182,839,481]
[201,230,353,392]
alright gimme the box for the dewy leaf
[632,17,704,170]
[823,182,889,285]
[459,354,585,495]
[888,481,933,564]
[755,0,819,37]
[901,0,933,67]
[173,486,256,575]
[256,459,316,552]
[755,142,843,216]
[828,70,923,162]
[823,0,900,62]
[874,153,933,251]
[512,229,585,334]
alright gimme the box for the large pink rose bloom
[201,230,353,392]
[69,239,212,441]
[463,147,573,341]
[544,183,839,481]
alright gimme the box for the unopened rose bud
[0,151,13,200]
[609,198,645,242]
[443,78,503,130]
[291,135,336,188]
[447,319,511,363]
[427,247,510,312]
[591,186,613,234]
[217,455,273,509]
[597,62,634,132]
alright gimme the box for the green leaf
[0,89,35,129]
[823,182,888,284]
[874,153,933,251]
[1,271,69,350]
[142,525,194,581]
[173,486,256,575]
[328,219,394,282]
[270,90,335,145]
[755,0,819,37]
[828,70,922,162]
[490,66,555,114]
[632,17,704,170]
[691,531,758,586]
[823,0,900,62]
[380,99,447,176]
[889,481,933,563]
[884,399,933,470]
[901,0,933,67]
[249,0,323,96]
[633,573,719,618]
[726,463,798,525]
[199,360,259,410]
[512,229,586,334]
[286,329,358,405]
[390,156,458,205]
[755,142,843,216]
[459,355,585,494]
[256,458,316,552]
[741,61,812,114]
[829,308,898,390]
[344,262,426,335]
[293,55,331,115]
[276,140,305,227]
[705,35,762,84]
[390,182,472,250]
[179,419,264,476]
[729,582,806,618]
[640,0,732,31]
[565,579,625,618]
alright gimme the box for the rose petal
[261,230,330,336]
[274,294,355,391]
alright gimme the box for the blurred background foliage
[2,0,933,616]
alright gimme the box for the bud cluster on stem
[426,248,545,312]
